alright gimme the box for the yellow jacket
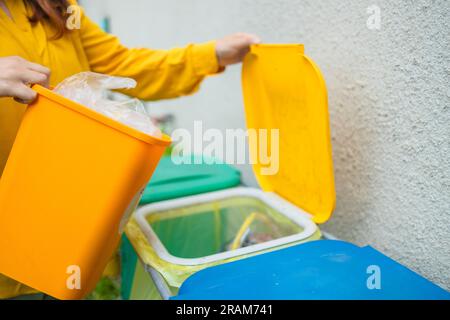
[0,0,220,298]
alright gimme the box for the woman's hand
[0,56,50,104]
[215,33,261,67]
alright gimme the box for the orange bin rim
[32,85,171,146]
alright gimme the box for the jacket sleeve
[78,14,222,100]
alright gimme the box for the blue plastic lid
[173,240,450,300]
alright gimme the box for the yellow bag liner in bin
[125,194,322,288]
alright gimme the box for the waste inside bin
[0,85,171,299]
[121,154,241,299]
[125,44,335,299]
[127,187,322,298]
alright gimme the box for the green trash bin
[121,155,241,299]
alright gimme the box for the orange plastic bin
[0,85,171,299]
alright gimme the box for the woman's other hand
[215,33,261,67]
[0,56,50,104]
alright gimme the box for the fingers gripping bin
[0,85,171,300]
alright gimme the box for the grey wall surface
[83,0,450,290]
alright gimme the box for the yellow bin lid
[242,44,335,223]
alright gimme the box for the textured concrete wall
[83,0,450,290]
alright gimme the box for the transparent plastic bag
[54,72,162,138]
